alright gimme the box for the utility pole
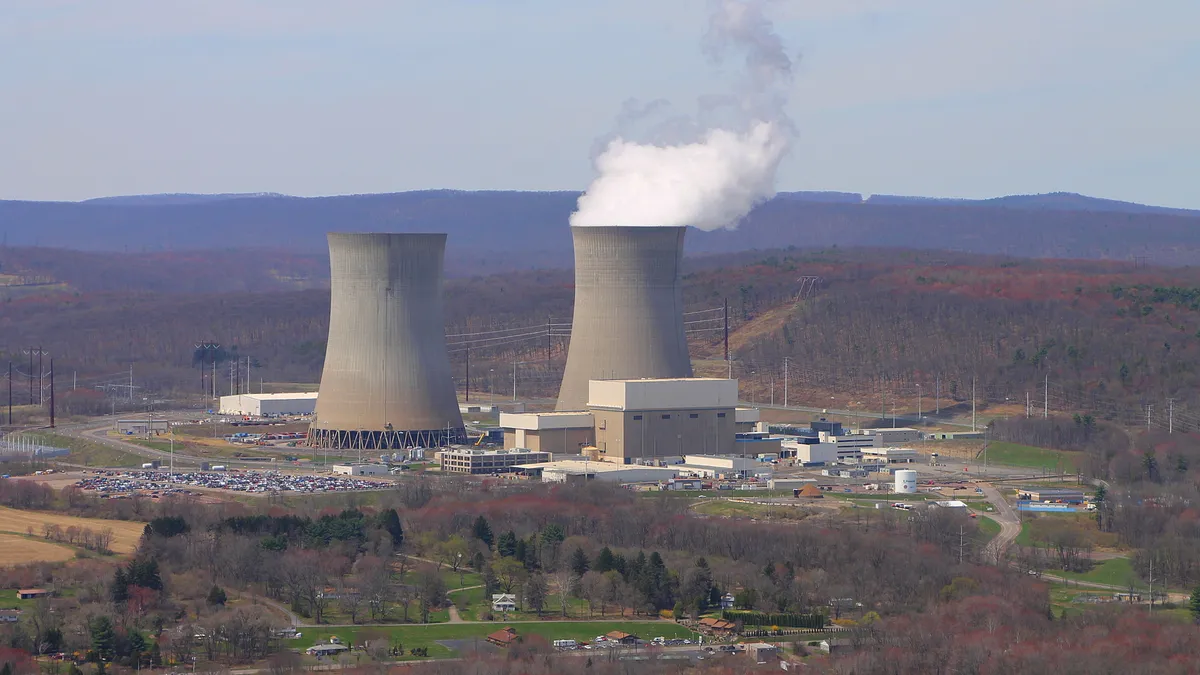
[783,356,789,408]
[1043,373,1048,419]
[1026,391,1031,418]
[971,377,977,432]
[1149,557,1154,614]
[512,356,518,401]
[37,346,43,405]
[465,349,470,402]
[7,361,12,425]
[129,364,134,402]
[546,316,551,362]
[48,358,54,428]
[917,384,921,425]
[935,374,940,415]
[1168,398,1174,434]
[724,298,731,379]
[28,348,33,405]
[1146,404,1152,431]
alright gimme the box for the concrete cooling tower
[556,226,693,411]
[308,233,467,449]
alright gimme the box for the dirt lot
[0,506,145,554]
[0,532,77,565]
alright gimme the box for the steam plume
[571,0,794,231]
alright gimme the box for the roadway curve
[978,482,1022,564]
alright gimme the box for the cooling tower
[308,233,467,449]
[556,226,693,411]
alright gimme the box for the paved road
[979,482,1022,564]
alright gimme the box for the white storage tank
[895,469,918,494]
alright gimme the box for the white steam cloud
[571,0,795,231]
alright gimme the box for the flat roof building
[499,412,594,454]
[861,447,919,464]
[515,460,677,484]
[1019,487,1086,503]
[500,378,746,463]
[330,464,389,477]
[220,392,318,417]
[441,448,550,475]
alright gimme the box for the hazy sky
[2,0,1198,207]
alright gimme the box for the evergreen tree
[207,585,227,606]
[110,568,129,604]
[377,509,404,548]
[89,616,115,662]
[473,515,494,549]
[595,547,616,573]
[1190,586,1200,624]
[471,551,486,572]
[570,546,590,577]
[497,530,518,557]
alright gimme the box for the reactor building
[308,233,467,449]
[556,226,693,411]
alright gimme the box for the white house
[492,593,518,612]
[305,643,349,657]
[719,593,736,610]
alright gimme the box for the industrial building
[861,447,919,464]
[440,447,550,475]
[783,441,864,465]
[308,233,467,450]
[515,459,677,484]
[219,392,318,417]
[678,454,767,479]
[501,378,750,462]
[590,379,738,460]
[330,464,389,477]
[500,411,595,453]
[857,427,921,445]
[114,419,171,435]
[556,226,693,411]
[1019,487,1085,503]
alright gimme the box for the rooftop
[515,460,677,475]
[233,392,319,401]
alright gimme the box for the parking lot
[75,469,388,494]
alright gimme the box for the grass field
[0,532,77,565]
[975,516,1001,543]
[691,500,807,520]
[980,442,1077,471]
[31,432,145,467]
[291,621,697,658]
[0,506,145,554]
[1055,557,1141,589]
[829,492,931,501]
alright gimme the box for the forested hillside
[5,247,1200,426]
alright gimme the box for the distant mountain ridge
[2,189,1200,267]
[81,192,291,206]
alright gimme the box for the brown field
[0,532,76,565]
[0,506,145,554]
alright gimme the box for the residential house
[719,593,736,610]
[0,609,22,623]
[492,593,518,612]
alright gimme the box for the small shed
[17,589,49,600]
